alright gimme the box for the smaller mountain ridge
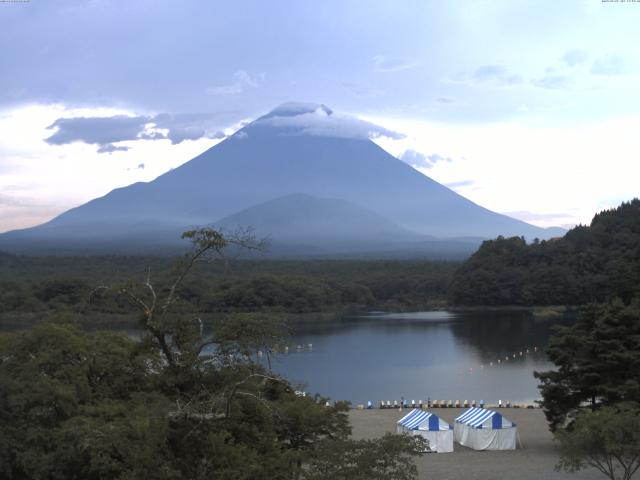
[0,101,566,256]
[215,193,415,242]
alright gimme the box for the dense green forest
[2,199,639,326]
[450,199,640,306]
[0,255,457,327]
[0,230,426,479]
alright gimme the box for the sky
[1,0,639,233]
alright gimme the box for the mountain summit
[0,103,563,256]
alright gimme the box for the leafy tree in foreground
[555,404,640,480]
[0,228,425,480]
[535,299,640,431]
[303,433,428,480]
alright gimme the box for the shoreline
[0,304,575,331]
[349,408,603,480]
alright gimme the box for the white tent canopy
[454,407,517,451]
[396,409,454,453]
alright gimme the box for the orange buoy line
[463,346,541,375]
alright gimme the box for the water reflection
[0,310,569,405]
[273,310,572,405]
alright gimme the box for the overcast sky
[1,0,639,233]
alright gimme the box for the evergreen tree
[535,300,640,431]
[450,199,640,306]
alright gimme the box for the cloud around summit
[256,104,404,141]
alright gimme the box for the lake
[271,310,569,406]
[0,309,568,406]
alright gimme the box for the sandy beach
[349,408,613,480]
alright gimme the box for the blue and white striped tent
[396,409,453,453]
[454,407,517,450]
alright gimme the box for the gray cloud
[45,112,230,153]
[449,65,523,87]
[153,113,231,142]
[166,126,206,144]
[436,97,456,104]
[591,54,628,76]
[372,55,419,73]
[531,74,572,90]
[46,115,149,146]
[97,144,130,154]
[561,49,589,67]
[1,1,638,130]
[399,150,452,169]
[125,163,146,171]
[257,103,404,140]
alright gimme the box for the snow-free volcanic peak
[0,103,564,255]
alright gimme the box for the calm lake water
[272,310,570,406]
[1,309,568,406]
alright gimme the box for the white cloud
[0,104,224,233]
[368,114,640,228]
[398,150,452,169]
[205,70,263,95]
[445,179,475,190]
[501,210,577,228]
[258,104,404,141]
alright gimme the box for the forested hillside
[450,199,640,306]
[0,257,456,326]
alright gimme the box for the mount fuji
[0,103,564,257]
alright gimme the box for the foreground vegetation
[535,299,640,480]
[0,229,426,479]
[2,200,640,479]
